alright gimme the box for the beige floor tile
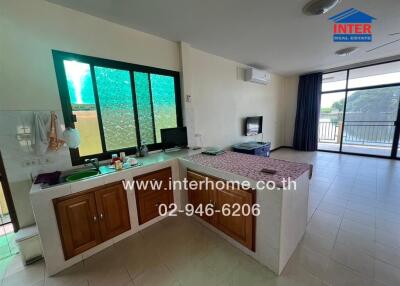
[171,258,231,286]
[3,254,25,278]
[376,229,400,250]
[374,259,400,286]
[83,247,131,286]
[312,210,342,227]
[323,259,373,286]
[133,265,178,286]
[224,255,275,286]
[300,231,335,257]
[84,264,131,286]
[289,246,329,280]
[2,260,45,286]
[374,243,400,269]
[322,196,349,208]
[160,230,220,272]
[331,242,374,277]
[277,255,323,286]
[123,241,164,280]
[336,229,376,256]
[340,218,375,239]
[318,201,346,216]
[307,211,341,240]
[0,256,13,281]
[343,209,375,228]
[376,219,400,236]
[44,262,87,286]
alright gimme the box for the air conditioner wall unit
[245,68,271,85]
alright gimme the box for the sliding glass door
[318,61,400,158]
[319,91,345,151]
[342,87,400,156]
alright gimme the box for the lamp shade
[63,128,80,149]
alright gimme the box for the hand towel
[48,112,65,151]
[33,112,49,156]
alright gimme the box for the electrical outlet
[23,159,31,167]
[39,158,52,165]
[23,158,38,167]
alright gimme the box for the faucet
[84,158,100,172]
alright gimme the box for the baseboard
[270,146,293,152]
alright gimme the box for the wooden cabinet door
[135,168,172,197]
[54,193,101,259]
[187,170,212,223]
[135,168,174,224]
[94,182,131,241]
[213,186,254,251]
[136,191,172,224]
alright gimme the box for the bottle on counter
[111,153,121,165]
[139,142,149,157]
[119,152,126,163]
[114,160,123,171]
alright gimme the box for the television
[245,116,263,136]
[160,127,188,150]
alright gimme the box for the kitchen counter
[179,151,310,274]
[30,149,310,276]
[185,151,311,187]
[30,149,201,194]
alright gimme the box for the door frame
[391,98,400,158]
[0,151,19,231]
[319,59,400,160]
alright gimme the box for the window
[322,71,347,92]
[348,61,400,89]
[53,51,182,165]
[318,60,400,158]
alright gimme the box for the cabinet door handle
[100,213,104,220]
[93,216,97,222]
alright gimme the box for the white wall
[0,0,298,228]
[180,44,287,150]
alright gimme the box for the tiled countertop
[185,151,311,187]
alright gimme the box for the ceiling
[47,0,400,75]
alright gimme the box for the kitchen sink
[64,169,100,182]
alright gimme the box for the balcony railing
[318,121,395,147]
[319,121,340,143]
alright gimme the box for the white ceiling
[47,0,400,75]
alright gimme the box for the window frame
[320,59,400,159]
[52,50,183,166]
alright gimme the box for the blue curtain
[293,73,322,151]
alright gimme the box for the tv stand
[232,141,271,157]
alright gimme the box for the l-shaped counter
[30,149,311,276]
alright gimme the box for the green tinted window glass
[150,74,177,143]
[134,72,155,144]
[63,60,103,156]
[94,67,137,151]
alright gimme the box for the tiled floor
[1,149,400,286]
[0,229,18,261]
